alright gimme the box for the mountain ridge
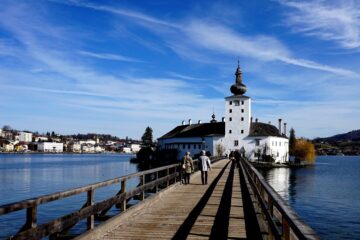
[314,129,360,142]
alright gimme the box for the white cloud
[55,0,358,76]
[278,0,360,49]
[182,21,358,77]
[58,0,180,29]
[78,50,143,62]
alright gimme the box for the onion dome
[230,60,247,95]
[210,113,217,123]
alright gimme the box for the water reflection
[288,170,297,204]
[258,156,360,240]
[262,168,290,201]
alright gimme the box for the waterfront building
[19,132,33,142]
[79,140,96,145]
[15,143,28,152]
[34,136,49,142]
[81,144,95,153]
[68,142,81,153]
[94,145,105,153]
[0,140,15,152]
[37,142,63,152]
[158,63,289,163]
[2,131,13,140]
[120,146,131,153]
[130,143,141,153]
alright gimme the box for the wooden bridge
[0,157,319,240]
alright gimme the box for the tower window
[188,144,190,149]
[255,139,260,146]
[229,130,232,134]
[241,130,244,134]
[183,144,185,149]
[229,109,232,113]
[229,101,232,105]
[241,117,244,121]
[241,101,244,105]
[229,117,232,121]
[234,100,240,106]
[234,140,239,146]
[241,109,244,113]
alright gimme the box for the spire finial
[230,59,247,95]
[210,111,217,123]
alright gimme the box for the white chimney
[198,120,202,124]
[222,117,225,122]
[188,119,192,125]
[181,120,185,126]
[283,123,287,136]
[278,119,282,135]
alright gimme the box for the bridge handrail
[240,158,319,240]
[0,156,223,239]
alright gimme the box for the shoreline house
[37,142,64,153]
[158,63,289,163]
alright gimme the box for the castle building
[158,63,289,163]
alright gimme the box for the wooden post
[180,166,183,185]
[282,217,290,240]
[24,206,37,230]
[87,189,94,230]
[166,168,170,187]
[268,196,273,217]
[155,171,159,193]
[174,167,177,183]
[120,179,126,212]
[140,175,145,201]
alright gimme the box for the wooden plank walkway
[79,159,248,240]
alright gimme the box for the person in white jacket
[198,150,211,185]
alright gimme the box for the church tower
[224,61,251,151]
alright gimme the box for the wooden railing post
[120,179,126,211]
[282,217,290,240]
[180,166,183,184]
[174,167,177,183]
[268,196,273,217]
[21,206,37,231]
[155,171,159,193]
[140,175,145,201]
[166,168,170,187]
[86,189,94,230]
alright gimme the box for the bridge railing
[0,156,223,240]
[239,158,319,240]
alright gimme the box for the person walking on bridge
[182,152,194,185]
[198,150,211,185]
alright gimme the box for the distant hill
[315,130,360,142]
[313,130,360,155]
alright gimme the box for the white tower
[224,62,251,151]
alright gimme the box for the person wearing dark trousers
[198,150,211,185]
[182,152,194,184]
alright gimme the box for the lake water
[0,153,138,238]
[259,156,360,240]
[1,155,359,239]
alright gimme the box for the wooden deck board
[79,159,248,240]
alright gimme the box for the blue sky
[0,0,359,139]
